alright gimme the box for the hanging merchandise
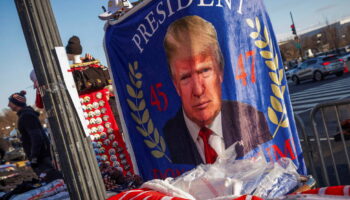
[70,61,111,94]
[80,88,134,175]
[104,0,307,181]
[67,58,135,175]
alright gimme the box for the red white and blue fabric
[108,186,350,200]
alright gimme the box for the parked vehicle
[291,55,345,85]
[341,53,350,62]
[285,68,297,80]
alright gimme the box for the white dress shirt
[183,110,225,163]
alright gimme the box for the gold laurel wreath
[246,17,289,138]
[126,61,171,161]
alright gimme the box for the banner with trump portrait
[104,0,306,180]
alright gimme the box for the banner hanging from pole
[104,0,306,180]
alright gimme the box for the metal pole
[14,0,106,199]
[290,11,303,60]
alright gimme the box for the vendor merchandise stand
[68,60,135,176]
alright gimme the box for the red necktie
[198,127,218,164]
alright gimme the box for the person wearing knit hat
[66,35,96,64]
[8,90,53,176]
[8,90,27,111]
[66,35,82,55]
[66,35,83,64]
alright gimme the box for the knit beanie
[9,91,27,107]
[66,36,82,55]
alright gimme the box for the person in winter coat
[8,90,52,176]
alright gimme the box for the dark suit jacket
[163,101,272,165]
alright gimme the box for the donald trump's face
[164,16,224,127]
[170,46,223,127]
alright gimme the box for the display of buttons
[79,90,132,172]
[96,92,102,99]
[112,161,119,167]
[90,118,97,125]
[105,122,112,129]
[112,141,118,147]
[99,100,105,107]
[107,128,114,134]
[83,96,90,103]
[117,147,123,153]
[97,125,104,132]
[121,159,127,165]
[109,148,116,155]
[95,110,101,116]
[94,134,100,140]
[104,139,110,146]
[101,154,108,161]
[96,155,101,161]
[110,155,117,161]
[91,127,97,133]
[93,102,99,109]
[89,111,96,118]
[97,142,102,148]
[87,104,93,110]
[95,117,102,124]
[101,132,107,139]
[124,164,130,170]
[109,134,115,140]
[92,141,97,148]
[117,166,123,172]
[102,115,109,122]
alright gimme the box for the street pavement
[288,73,350,115]
[286,73,350,186]
[287,73,350,134]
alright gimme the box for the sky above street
[0,0,349,111]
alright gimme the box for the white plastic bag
[170,143,269,199]
[142,143,300,199]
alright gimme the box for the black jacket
[163,101,272,165]
[17,106,51,160]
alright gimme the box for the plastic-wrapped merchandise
[253,158,300,198]
[171,157,271,199]
[169,144,270,199]
[159,144,299,199]
[171,165,243,199]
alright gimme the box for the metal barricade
[294,114,317,181]
[310,99,350,186]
